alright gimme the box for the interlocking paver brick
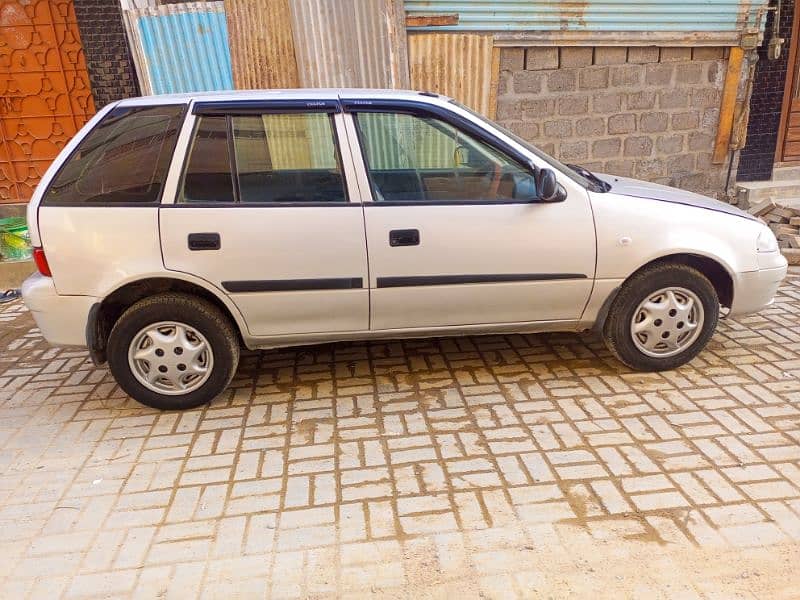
[1,270,800,597]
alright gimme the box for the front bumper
[728,253,789,317]
[21,273,98,346]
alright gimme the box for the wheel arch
[593,252,734,332]
[88,275,247,365]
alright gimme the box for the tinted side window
[355,112,536,203]
[180,112,347,204]
[45,105,185,205]
[182,116,234,203]
[232,113,346,204]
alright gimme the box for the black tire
[602,263,719,371]
[107,293,240,410]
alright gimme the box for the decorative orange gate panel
[0,0,95,204]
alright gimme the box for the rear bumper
[728,255,788,317]
[21,273,97,346]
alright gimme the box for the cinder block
[513,71,544,94]
[624,136,654,157]
[560,47,593,67]
[671,111,700,130]
[636,158,666,179]
[558,140,589,162]
[547,69,577,92]
[604,159,635,177]
[676,63,703,84]
[594,47,628,65]
[639,112,669,133]
[500,48,525,72]
[579,67,610,90]
[543,119,573,138]
[526,47,558,70]
[692,47,725,61]
[610,65,643,87]
[658,89,689,109]
[608,113,637,135]
[688,130,714,151]
[628,46,660,64]
[691,88,722,108]
[660,47,692,62]
[558,95,589,115]
[576,117,605,137]
[592,138,621,159]
[593,93,624,113]
[656,134,684,154]
[627,90,656,110]
[645,63,674,86]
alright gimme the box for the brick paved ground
[1,270,800,598]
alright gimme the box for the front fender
[590,192,761,280]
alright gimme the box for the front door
[160,101,369,337]
[343,102,596,331]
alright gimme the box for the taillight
[33,247,52,277]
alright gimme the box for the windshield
[448,100,596,190]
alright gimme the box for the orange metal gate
[0,0,95,204]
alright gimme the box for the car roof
[117,88,451,107]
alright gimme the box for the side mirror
[537,168,566,203]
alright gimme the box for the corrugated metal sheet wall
[224,0,299,89]
[288,0,408,88]
[123,2,233,95]
[409,33,498,116]
[406,0,768,37]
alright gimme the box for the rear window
[43,104,186,205]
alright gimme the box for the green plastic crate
[0,217,32,262]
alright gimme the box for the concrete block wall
[497,46,731,199]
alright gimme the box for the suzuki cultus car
[22,90,788,409]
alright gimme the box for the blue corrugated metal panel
[405,0,768,33]
[137,6,233,95]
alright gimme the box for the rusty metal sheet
[405,0,769,38]
[224,0,299,89]
[408,33,497,116]
[288,0,408,88]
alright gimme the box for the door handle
[188,232,220,251]
[389,229,420,247]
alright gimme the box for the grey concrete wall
[496,46,731,199]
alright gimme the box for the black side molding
[376,273,587,288]
[222,278,363,293]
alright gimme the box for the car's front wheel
[602,263,719,371]
[107,293,240,410]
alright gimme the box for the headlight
[757,226,779,253]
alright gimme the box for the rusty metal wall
[288,0,408,88]
[405,0,768,43]
[224,0,299,89]
[408,33,498,117]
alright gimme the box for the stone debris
[750,198,800,264]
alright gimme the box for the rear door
[160,99,369,338]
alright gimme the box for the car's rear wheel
[602,263,719,371]
[107,293,239,410]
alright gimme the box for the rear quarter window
[43,104,186,206]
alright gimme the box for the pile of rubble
[749,199,800,265]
